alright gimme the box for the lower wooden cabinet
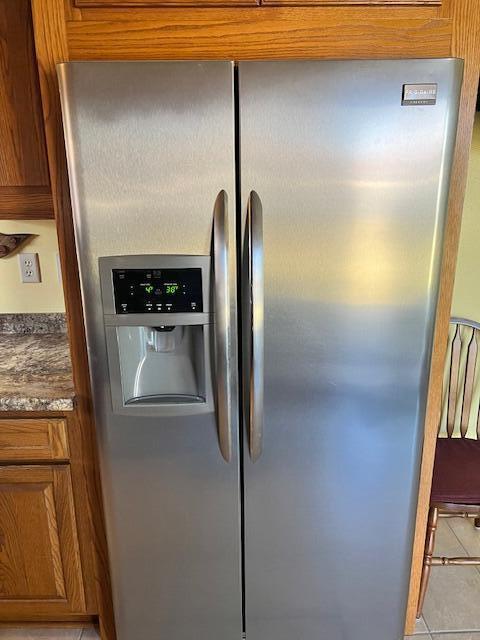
[0,465,85,616]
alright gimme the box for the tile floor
[1,518,479,639]
[405,517,480,640]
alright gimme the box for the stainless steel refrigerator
[58,59,462,640]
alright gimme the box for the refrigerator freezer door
[239,59,462,640]
[58,61,241,640]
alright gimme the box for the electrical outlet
[18,253,41,283]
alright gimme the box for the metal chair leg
[417,506,439,618]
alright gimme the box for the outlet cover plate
[19,252,41,283]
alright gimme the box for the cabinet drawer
[0,419,69,462]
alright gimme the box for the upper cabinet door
[261,0,441,4]
[0,0,53,218]
[73,0,440,5]
[74,0,258,6]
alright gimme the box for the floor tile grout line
[424,610,433,634]
[422,590,433,634]
[422,519,480,635]
[446,517,475,557]
[432,631,477,640]
[419,611,433,635]
[424,620,433,634]
[428,629,480,634]
[445,517,480,579]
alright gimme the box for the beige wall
[0,220,65,313]
[451,113,480,321]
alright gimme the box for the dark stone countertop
[0,314,75,412]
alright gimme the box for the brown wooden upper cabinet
[260,0,441,4]
[74,0,441,6]
[74,0,259,6]
[0,0,53,219]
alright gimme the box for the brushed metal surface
[239,59,462,640]
[213,190,234,461]
[246,191,264,462]
[58,61,241,640]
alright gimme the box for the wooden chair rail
[434,502,480,516]
[440,512,480,519]
[429,556,480,566]
[428,502,480,569]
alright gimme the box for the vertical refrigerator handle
[213,190,233,462]
[247,191,264,462]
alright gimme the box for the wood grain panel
[0,187,54,219]
[0,419,69,462]
[76,0,258,5]
[67,8,452,59]
[0,465,85,616]
[75,4,441,18]
[262,0,441,5]
[404,0,480,633]
[0,0,50,188]
[74,0,439,6]
[31,1,117,636]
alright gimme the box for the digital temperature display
[112,268,203,314]
[165,284,179,295]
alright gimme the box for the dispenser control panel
[112,268,203,314]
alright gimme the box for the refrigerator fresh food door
[239,59,462,640]
[58,61,241,640]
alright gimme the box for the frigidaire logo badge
[402,83,438,106]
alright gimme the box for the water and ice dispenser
[99,256,213,416]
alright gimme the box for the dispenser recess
[100,255,213,417]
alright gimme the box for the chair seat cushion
[430,438,480,505]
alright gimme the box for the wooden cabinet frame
[30,1,480,637]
